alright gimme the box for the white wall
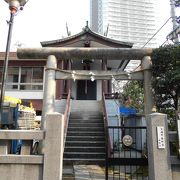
[5,91,43,100]
[96,80,102,100]
[71,81,76,99]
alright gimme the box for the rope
[45,67,143,78]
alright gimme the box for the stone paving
[74,165,105,180]
[63,164,129,180]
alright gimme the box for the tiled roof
[41,26,133,47]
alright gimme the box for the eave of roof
[41,26,133,48]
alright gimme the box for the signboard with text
[157,126,165,149]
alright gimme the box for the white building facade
[90,0,161,48]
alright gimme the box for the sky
[0,0,179,51]
[0,0,90,51]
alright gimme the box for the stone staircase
[63,100,105,165]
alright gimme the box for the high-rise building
[90,0,161,48]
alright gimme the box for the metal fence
[105,126,148,180]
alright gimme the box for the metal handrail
[104,93,120,99]
[63,89,71,141]
[102,92,113,180]
[102,92,112,157]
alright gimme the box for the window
[0,66,44,90]
[6,67,19,90]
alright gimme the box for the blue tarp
[119,106,136,116]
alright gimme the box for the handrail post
[102,92,112,180]
[43,113,64,180]
[63,90,71,142]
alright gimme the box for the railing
[168,130,180,163]
[107,126,148,160]
[102,92,113,158]
[104,93,120,99]
[0,129,44,156]
[0,113,64,180]
[64,89,71,141]
[106,126,148,180]
[62,93,68,99]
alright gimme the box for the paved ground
[74,165,105,180]
[63,165,106,180]
[63,165,149,180]
[63,165,124,180]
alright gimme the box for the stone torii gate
[17,47,175,180]
[17,47,154,120]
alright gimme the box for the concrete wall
[0,164,43,180]
[96,80,102,100]
[6,91,43,100]
[147,113,172,180]
[0,113,64,180]
[71,81,76,100]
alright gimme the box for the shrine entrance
[77,80,97,100]
[17,45,176,180]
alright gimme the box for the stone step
[71,106,101,112]
[66,136,105,141]
[70,113,102,119]
[64,99,105,166]
[70,116,103,120]
[62,175,74,180]
[69,119,103,123]
[68,123,104,127]
[67,131,105,136]
[65,141,105,147]
[64,146,105,153]
[71,107,101,111]
[63,158,105,165]
[68,127,104,132]
[64,152,106,159]
[62,165,75,180]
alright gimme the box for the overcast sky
[0,0,179,51]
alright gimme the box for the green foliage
[122,81,144,112]
[151,45,180,122]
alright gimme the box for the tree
[151,45,180,126]
[122,80,144,113]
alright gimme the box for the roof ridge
[41,26,133,47]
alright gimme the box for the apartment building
[90,0,160,48]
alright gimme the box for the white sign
[157,126,166,149]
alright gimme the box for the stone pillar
[41,55,57,129]
[142,56,154,115]
[43,113,64,180]
[147,113,172,180]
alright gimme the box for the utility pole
[170,0,178,29]
[168,0,179,43]
[170,0,180,157]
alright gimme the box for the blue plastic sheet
[119,107,136,116]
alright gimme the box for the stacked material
[18,105,36,130]
[4,96,21,107]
